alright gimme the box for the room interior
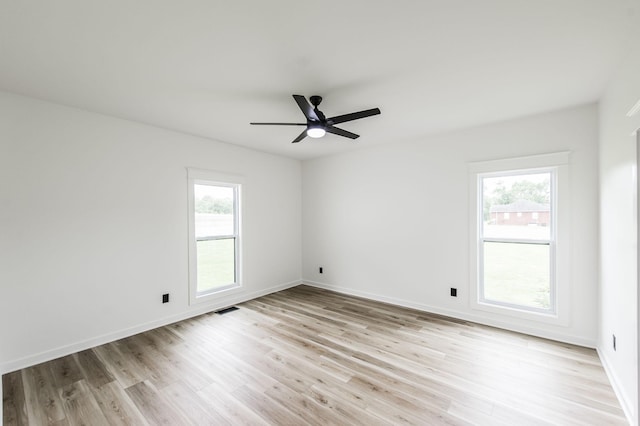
[1,1,639,424]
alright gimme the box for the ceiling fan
[250,95,381,143]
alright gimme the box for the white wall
[0,91,302,373]
[598,40,640,422]
[302,104,600,346]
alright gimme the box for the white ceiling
[1,1,637,160]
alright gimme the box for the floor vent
[215,306,239,315]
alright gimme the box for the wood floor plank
[59,379,110,426]
[159,380,230,425]
[118,335,184,390]
[230,383,310,425]
[151,343,217,392]
[89,381,149,426]
[263,380,362,426]
[92,342,145,389]
[125,380,191,425]
[21,363,68,425]
[73,350,115,388]
[2,371,28,425]
[2,285,629,425]
[302,383,390,426]
[197,382,271,426]
[48,355,84,390]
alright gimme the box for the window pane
[483,241,550,309]
[483,172,550,240]
[197,238,235,292]
[194,184,234,237]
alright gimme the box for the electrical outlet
[450,288,457,297]
[319,267,323,274]
[162,293,169,304]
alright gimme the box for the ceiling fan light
[307,126,326,138]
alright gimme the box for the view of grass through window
[483,242,550,309]
[194,184,236,293]
[481,171,552,311]
[196,239,235,291]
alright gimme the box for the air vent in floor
[215,306,239,315]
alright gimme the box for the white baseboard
[597,347,635,426]
[303,280,596,348]
[0,279,301,375]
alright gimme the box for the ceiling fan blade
[326,126,360,139]
[293,95,320,121]
[292,129,308,143]
[328,108,381,125]
[250,122,306,126]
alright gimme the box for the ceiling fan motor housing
[309,95,323,107]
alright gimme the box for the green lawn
[483,241,550,309]
[197,239,235,292]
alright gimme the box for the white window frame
[187,168,243,305]
[469,152,570,326]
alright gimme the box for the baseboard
[597,347,635,425]
[303,280,596,348]
[0,279,302,375]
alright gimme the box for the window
[469,152,570,324]
[480,170,553,312]
[188,169,242,303]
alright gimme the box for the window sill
[189,283,242,306]
[471,299,567,327]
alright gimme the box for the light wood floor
[3,285,628,425]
